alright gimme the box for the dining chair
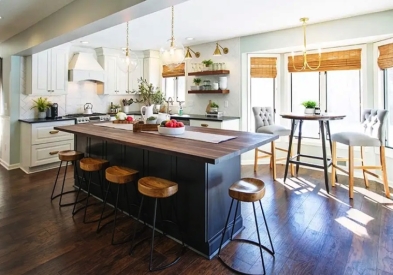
[331,109,390,199]
[253,107,294,180]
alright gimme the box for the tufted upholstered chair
[253,107,294,180]
[331,109,390,199]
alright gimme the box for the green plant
[193,78,202,85]
[113,104,121,109]
[210,102,219,108]
[132,78,160,106]
[30,97,51,112]
[122,98,134,106]
[202,59,213,67]
[147,116,156,121]
[301,100,317,108]
[151,90,165,105]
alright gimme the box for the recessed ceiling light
[80,41,89,44]
[186,37,194,41]
[0,17,2,19]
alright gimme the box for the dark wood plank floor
[1,164,393,275]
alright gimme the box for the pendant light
[159,6,185,69]
[118,21,138,74]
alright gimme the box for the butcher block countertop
[55,123,277,164]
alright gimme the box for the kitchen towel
[142,130,237,144]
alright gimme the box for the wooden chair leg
[271,141,277,180]
[360,146,369,188]
[331,141,337,187]
[380,146,390,198]
[254,148,258,172]
[348,146,354,199]
[289,136,295,177]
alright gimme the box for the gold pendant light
[291,18,321,71]
[213,42,229,56]
[118,21,138,75]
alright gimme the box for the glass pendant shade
[118,48,138,73]
[160,38,185,68]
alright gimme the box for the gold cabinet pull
[49,151,59,155]
[49,130,59,134]
[201,124,209,127]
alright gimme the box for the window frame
[161,76,186,101]
[383,68,393,149]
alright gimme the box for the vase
[304,108,315,115]
[219,77,227,89]
[206,100,212,113]
[141,105,154,123]
[38,111,46,119]
[123,106,130,113]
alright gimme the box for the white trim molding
[0,159,20,170]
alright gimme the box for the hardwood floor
[0,164,393,274]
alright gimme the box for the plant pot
[146,119,157,124]
[203,65,211,71]
[210,107,218,113]
[123,106,131,113]
[38,111,46,119]
[304,108,315,115]
[190,86,199,91]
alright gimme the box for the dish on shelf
[157,125,185,135]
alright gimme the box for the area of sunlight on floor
[275,177,315,194]
[335,208,374,238]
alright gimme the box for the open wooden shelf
[188,70,230,76]
[188,89,229,94]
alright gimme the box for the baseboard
[19,162,63,174]
[242,159,393,188]
[0,159,20,170]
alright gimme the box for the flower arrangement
[132,78,161,106]
[122,98,134,106]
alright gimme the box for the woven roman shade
[378,43,393,70]
[162,63,185,78]
[250,57,277,78]
[288,49,361,72]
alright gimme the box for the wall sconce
[184,47,200,59]
[213,42,229,56]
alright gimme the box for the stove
[65,113,111,124]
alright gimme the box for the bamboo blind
[288,49,361,72]
[250,57,277,78]
[162,63,185,78]
[378,43,393,70]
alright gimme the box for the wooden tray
[133,123,159,132]
[113,120,137,124]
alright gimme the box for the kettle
[84,103,93,114]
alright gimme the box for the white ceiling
[72,0,393,51]
[0,0,76,43]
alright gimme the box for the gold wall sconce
[213,42,229,56]
[184,47,200,59]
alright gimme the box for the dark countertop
[19,117,76,124]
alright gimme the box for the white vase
[219,77,227,89]
[123,106,130,113]
[38,112,46,119]
[304,108,315,114]
[141,105,154,123]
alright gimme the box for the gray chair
[253,107,294,180]
[331,109,390,199]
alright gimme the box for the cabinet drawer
[31,121,74,145]
[190,119,222,129]
[31,140,74,167]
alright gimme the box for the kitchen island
[54,123,277,258]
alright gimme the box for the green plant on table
[147,116,156,121]
[202,59,213,67]
[193,78,202,86]
[132,78,160,106]
[210,102,219,108]
[301,100,317,108]
[30,97,51,112]
[151,90,165,105]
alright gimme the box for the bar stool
[72,157,109,224]
[130,176,186,272]
[97,166,139,245]
[50,150,84,207]
[218,178,274,275]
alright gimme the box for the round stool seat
[58,150,84,162]
[80,157,109,172]
[106,166,139,184]
[138,177,178,198]
[229,178,265,202]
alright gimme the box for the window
[291,72,320,138]
[384,68,393,148]
[161,76,185,101]
[250,78,275,132]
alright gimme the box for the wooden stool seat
[58,150,84,162]
[229,178,265,203]
[106,166,138,184]
[80,157,109,172]
[138,177,178,198]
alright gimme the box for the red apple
[126,116,133,122]
[178,122,184,127]
[165,121,171,127]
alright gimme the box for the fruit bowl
[157,125,185,135]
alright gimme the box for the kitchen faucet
[166,97,174,114]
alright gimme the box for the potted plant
[151,90,165,113]
[202,59,213,71]
[210,101,219,113]
[122,98,134,113]
[133,78,160,121]
[191,78,202,91]
[146,116,157,124]
[30,97,51,118]
[302,100,317,114]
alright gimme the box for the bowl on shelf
[157,126,185,135]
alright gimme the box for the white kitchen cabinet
[20,120,75,174]
[190,119,240,130]
[96,48,143,95]
[25,47,68,95]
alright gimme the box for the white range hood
[68,52,105,82]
